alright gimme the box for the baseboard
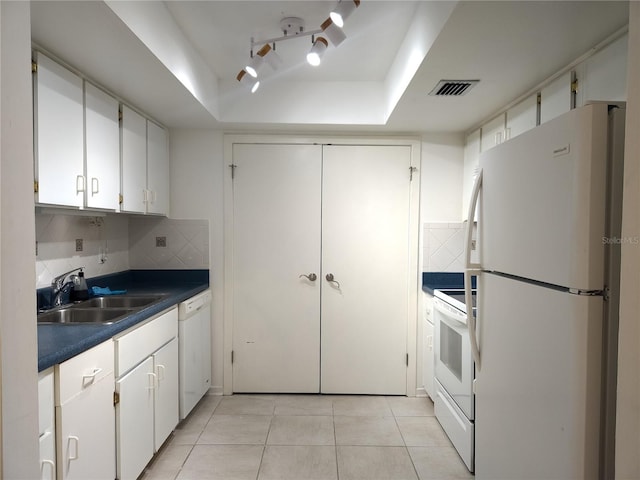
[206,386,224,396]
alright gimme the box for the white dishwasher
[178,289,212,419]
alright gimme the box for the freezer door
[474,272,603,480]
[479,103,613,291]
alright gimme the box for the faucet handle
[52,267,85,288]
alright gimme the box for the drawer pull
[82,368,102,387]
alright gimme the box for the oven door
[434,297,474,420]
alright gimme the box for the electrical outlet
[471,240,477,250]
[76,238,83,252]
[156,236,167,248]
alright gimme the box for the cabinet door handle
[147,372,157,390]
[91,177,99,195]
[76,175,85,194]
[156,364,166,382]
[67,435,79,461]
[299,273,317,282]
[82,368,102,387]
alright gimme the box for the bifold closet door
[320,145,411,394]
[232,144,322,393]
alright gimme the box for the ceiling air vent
[429,80,479,96]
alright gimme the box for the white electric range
[433,288,476,472]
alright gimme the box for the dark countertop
[422,272,475,294]
[37,270,209,372]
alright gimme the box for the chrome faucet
[51,267,84,307]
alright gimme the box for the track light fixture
[330,0,360,28]
[307,37,328,66]
[236,2,361,92]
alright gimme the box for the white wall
[419,133,464,272]
[420,133,464,223]
[616,3,640,478]
[169,129,225,393]
[1,2,40,477]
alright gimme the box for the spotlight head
[306,37,328,66]
[236,69,260,93]
[330,0,360,28]
[321,17,347,46]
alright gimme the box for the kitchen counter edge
[37,281,209,372]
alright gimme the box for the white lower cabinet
[115,308,179,480]
[116,357,154,480]
[38,368,56,480]
[54,340,115,480]
[423,292,435,400]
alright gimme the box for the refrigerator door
[474,272,603,480]
[479,103,610,291]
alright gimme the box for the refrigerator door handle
[465,168,482,270]
[465,168,483,370]
[465,270,481,371]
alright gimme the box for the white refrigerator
[464,103,625,479]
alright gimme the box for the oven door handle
[465,168,482,370]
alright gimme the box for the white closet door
[321,145,411,395]
[232,144,322,393]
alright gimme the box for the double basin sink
[37,295,166,325]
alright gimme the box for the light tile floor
[140,394,473,480]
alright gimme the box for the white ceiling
[30,1,629,133]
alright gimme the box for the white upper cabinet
[480,113,507,152]
[121,106,148,214]
[146,121,170,216]
[121,107,170,216]
[85,82,120,210]
[576,34,628,107]
[506,94,538,141]
[540,72,572,125]
[34,51,169,215]
[34,51,84,208]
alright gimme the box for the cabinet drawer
[56,340,114,405]
[115,307,178,377]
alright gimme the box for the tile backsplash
[35,213,209,288]
[129,217,209,270]
[423,222,466,272]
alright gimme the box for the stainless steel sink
[76,295,165,309]
[37,308,134,325]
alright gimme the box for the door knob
[299,273,317,281]
[326,273,341,289]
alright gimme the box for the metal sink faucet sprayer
[51,267,84,307]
